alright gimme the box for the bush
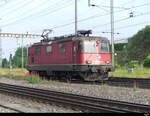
[127,61,139,68]
[115,64,121,68]
[26,75,48,84]
[143,55,150,68]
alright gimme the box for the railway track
[105,77,150,89]
[0,82,149,113]
[59,77,150,89]
[0,104,24,113]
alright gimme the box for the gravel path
[0,76,149,112]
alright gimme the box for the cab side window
[35,47,41,55]
[78,41,84,52]
[59,43,66,52]
[46,45,52,54]
[100,42,109,53]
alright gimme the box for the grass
[25,75,49,84]
[0,67,150,84]
[100,84,109,88]
[109,68,150,78]
[0,68,50,84]
[0,68,28,80]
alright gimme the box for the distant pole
[26,44,29,65]
[75,0,78,37]
[9,53,12,69]
[110,0,115,67]
[21,36,24,69]
[88,0,91,7]
[0,29,2,68]
[26,32,28,65]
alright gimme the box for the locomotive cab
[71,37,113,81]
[77,39,111,65]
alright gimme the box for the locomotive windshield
[100,41,109,53]
[79,41,97,53]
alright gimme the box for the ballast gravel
[0,92,80,113]
[0,77,150,112]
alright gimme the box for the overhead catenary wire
[91,10,150,29]
[46,2,150,31]
[0,0,74,28]
[0,0,37,17]
[0,0,150,41]
[0,0,68,22]
[94,16,150,34]
[1,0,150,30]
[121,0,137,6]
[0,0,61,18]
[114,38,129,43]
[50,10,150,31]
[94,21,150,43]
[115,21,150,30]
[50,1,150,30]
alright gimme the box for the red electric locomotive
[27,30,114,81]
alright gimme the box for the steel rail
[58,77,150,89]
[0,83,149,113]
[109,77,150,82]
[0,104,24,113]
[106,77,150,89]
[0,83,129,113]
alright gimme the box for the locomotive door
[34,47,41,64]
[72,41,79,64]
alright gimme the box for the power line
[115,21,150,30]
[0,0,35,17]
[0,0,74,28]
[94,21,150,42]
[31,9,150,34]
[45,1,150,30]
[1,0,150,32]
[121,0,137,6]
[90,4,110,12]
[92,10,150,29]
[114,38,128,42]
[95,20,150,36]
[0,0,65,24]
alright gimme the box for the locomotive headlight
[86,60,92,64]
[106,61,110,64]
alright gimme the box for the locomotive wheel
[102,72,109,80]
[79,72,98,81]
[66,73,72,83]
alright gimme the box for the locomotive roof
[32,36,109,46]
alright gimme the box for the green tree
[127,25,150,63]
[143,55,150,68]
[114,43,127,51]
[2,58,9,68]
[11,47,27,68]
[114,43,128,66]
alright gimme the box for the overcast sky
[0,0,149,59]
